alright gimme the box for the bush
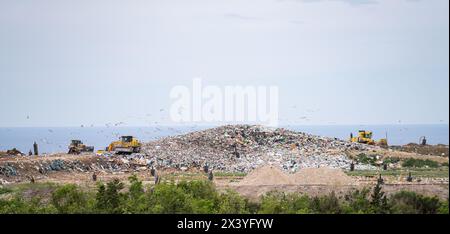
[218,190,249,214]
[343,188,372,214]
[0,186,12,195]
[389,191,441,214]
[0,196,55,214]
[437,200,449,214]
[95,179,125,214]
[356,153,377,166]
[383,157,401,165]
[148,182,193,214]
[369,181,390,214]
[402,159,439,168]
[258,192,288,214]
[0,179,448,214]
[177,180,218,201]
[123,175,147,213]
[51,184,88,214]
[309,191,342,214]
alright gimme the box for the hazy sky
[0,0,448,127]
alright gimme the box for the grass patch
[0,187,12,195]
[383,157,401,164]
[214,172,247,177]
[355,153,378,166]
[346,168,449,178]
[402,159,440,168]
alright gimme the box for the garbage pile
[0,163,18,177]
[0,156,138,180]
[142,125,377,173]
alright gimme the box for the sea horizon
[0,124,448,154]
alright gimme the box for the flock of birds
[17,108,207,151]
[3,104,444,153]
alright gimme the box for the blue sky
[0,0,448,127]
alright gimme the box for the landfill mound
[238,165,294,186]
[142,125,377,172]
[293,167,355,185]
[0,154,144,184]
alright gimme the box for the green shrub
[123,175,148,213]
[148,182,193,214]
[389,191,441,214]
[309,191,342,214]
[95,179,125,214]
[0,179,448,214]
[0,186,12,195]
[402,159,439,168]
[343,188,372,214]
[177,180,218,201]
[51,184,88,214]
[356,153,377,166]
[218,190,249,214]
[0,196,55,214]
[259,192,291,214]
[437,200,449,214]
[383,157,401,165]
[370,181,390,214]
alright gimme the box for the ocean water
[0,124,448,154]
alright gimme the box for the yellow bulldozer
[107,136,142,154]
[68,140,94,155]
[350,130,388,147]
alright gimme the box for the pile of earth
[237,165,293,186]
[142,125,377,173]
[292,167,356,185]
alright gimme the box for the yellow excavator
[107,136,142,154]
[350,130,388,147]
[68,140,94,155]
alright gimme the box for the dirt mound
[238,165,294,186]
[293,167,355,185]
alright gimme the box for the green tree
[437,199,449,214]
[148,182,193,214]
[370,181,390,214]
[51,184,87,213]
[95,179,125,214]
[218,190,249,214]
[343,188,372,214]
[389,191,441,214]
[123,175,147,213]
[259,192,288,214]
[310,191,342,214]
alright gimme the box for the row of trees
[0,176,448,214]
